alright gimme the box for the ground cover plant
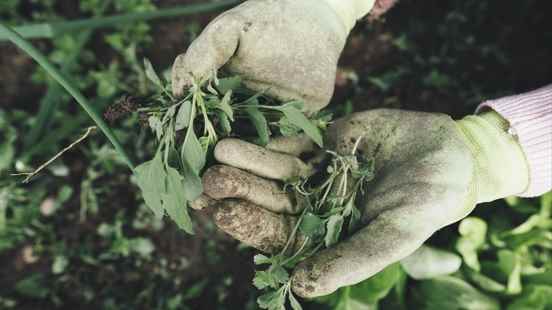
[0,0,551,309]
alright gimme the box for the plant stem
[0,23,135,171]
[13,127,97,183]
[0,1,239,40]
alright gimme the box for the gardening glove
[198,108,530,298]
[171,0,379,114]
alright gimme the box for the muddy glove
[171,0,377,114]
[199,108,530,298]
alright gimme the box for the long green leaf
[163,167,194,234]
[134,152,166,217]
[181,127,206,174]
[0,1,239,40]
[0,23,135,170]
[276,104,323,147]
[245,99,270,146]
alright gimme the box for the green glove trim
[456,111,530,203]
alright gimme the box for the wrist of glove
[457,111,529,202]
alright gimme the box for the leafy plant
[133,60,326,233]
[253,139,375,309]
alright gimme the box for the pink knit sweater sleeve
[477,84,552,197]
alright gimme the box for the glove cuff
[322,0,376,32]
[456,112,530,203]
[477,84,552,197]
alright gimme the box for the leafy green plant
[133,60,325,233]
[253,140,375,309]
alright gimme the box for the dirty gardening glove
[199,109,530,298]
[171,0,377,114]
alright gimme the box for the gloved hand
[198,109,530,298]
[171,0,377,114]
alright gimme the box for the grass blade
[24,0,113,148]
[0,23,135,170]
[0,1,239,40]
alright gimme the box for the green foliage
[273,102,323,147]
[134,61,329,233]
[508,285,552,310]
[412,276,500,310]
[0,112,16,172]
[254,144,375,309]
[456,217,487,271]
[15,274,50,299]
[327,264,404,309]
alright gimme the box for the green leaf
[276,103,323,147]
[134,152,166,218]
[497,250,522,294]
[143,58,163,89]
[258,289,285,310]
[299,213,325,238]
[278,116,301,137]
[254,271,276,290]
[348,263,403,305]
[456,217,487,271]
[325,215,344,247]
[148,116,163,140]
[218,90,234,121]
[508,285,552,310]
[246,99,270,146]
[162,167,193,234]
[180,159,203,202]
[182,279,208,300]
[466,269,506,293]
[217,111,232,135]
[163,105,177,124]
[334,294,377,310]
[289,292,303,310]
[175,101,192,131]
[0,121,15,172]
[412,276,500,310]
[400,245,461,280]
[254,254,272,265]
[320,265,401,310]
[0,188,9,232]
[52,255,69,274]
[271,266,290,284]
[284,101,304,110]
[216,76,242,94]
[526,271,552,286]
[15,274,49,299]
[343,197,361,233]
[129,238,155,258]
[181,127,206,174]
